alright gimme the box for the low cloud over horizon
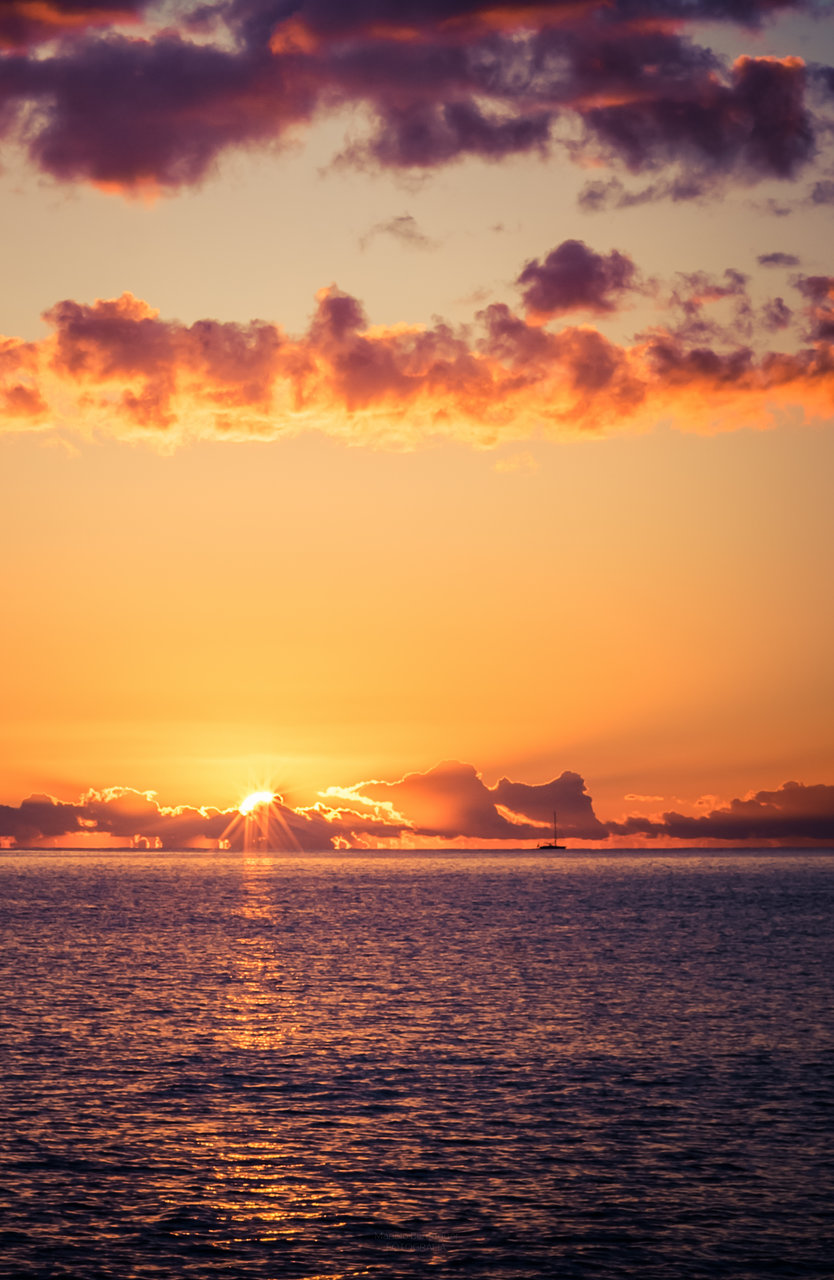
[2,765,832,850]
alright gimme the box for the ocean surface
[1,849,832,1279]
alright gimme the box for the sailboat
[538,810,566,850]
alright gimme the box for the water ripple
[1,850,832,1277]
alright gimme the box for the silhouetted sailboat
[538,810,566,850]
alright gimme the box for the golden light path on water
[200,854,349,1259]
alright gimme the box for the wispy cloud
[359,213,437,251]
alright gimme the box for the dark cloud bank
[0,1,830,195]
[2,768,833,849]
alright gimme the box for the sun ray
[219,790,303,852]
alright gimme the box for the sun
[239,790,275,816]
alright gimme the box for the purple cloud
[349,760,608,840]
[517,240,639,318]
[795,274,834,340]
[0,1,825,192]
[581,53,815,182]
[758,252,801,267]
[608,781,834,843]
[0,0,150,50]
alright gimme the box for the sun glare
[239,790,275,816]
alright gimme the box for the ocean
[1,849,832,1278]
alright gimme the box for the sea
[1,849,832,1279]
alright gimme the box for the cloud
[579,53,815,183]
[516,240,640,319]
[345,100,553,171]
[0,785,405,851]
[761,296,793,330]
[492,771,609,839]
[30,291,282,431]
[662,267,754,344]
[359,213,437,251]
[0,0,149,50]
[608,781,834,843]
[3,243,833,448]
[5,771,833,850]
[809,179,834,205]
[4,35,320,192]
[577,174,711,212]
[226,2,812,42]
[795,274,834,340]
[0,2,827,193]
[344,761,536,840]
[0,762,608,848]
[0,794,82,844]
[322,760,608,841]
[757,252,801,267]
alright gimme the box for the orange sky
[1,0,833,847]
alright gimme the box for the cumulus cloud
[517,240,640,319]
[0,1,827,193]
[0,786,404,851]
[493,771,608,838]
[1,762,609,849]
[338,760,607,841]
[607,781,834,843]
[0,794,82,845]
[2,244,833,448]
[5,772,832,849]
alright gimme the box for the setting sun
[239,790,275,816]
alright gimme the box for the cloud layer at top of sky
[0,0,831,195]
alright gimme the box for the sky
[1,0,834,849]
